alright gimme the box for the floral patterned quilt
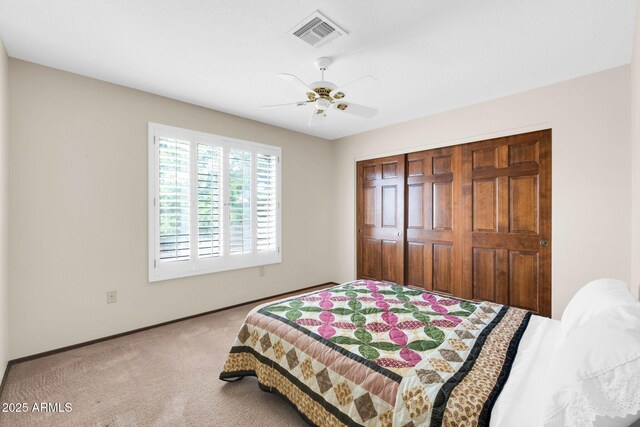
[220,280,531,426]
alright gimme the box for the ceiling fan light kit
[261,57,378,126]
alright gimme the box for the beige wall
[632,7,640,298]
[6,56,636,357]
[0,39,9,379]
[332,65,633,319]
[8,59,334,358]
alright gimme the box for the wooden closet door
[357,155,405,284]
[405,146,464,296]
[463,130,551,316]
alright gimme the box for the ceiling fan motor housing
[308,81,337,105]
[310,81,337,91]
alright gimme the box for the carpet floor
[0,300,310,426]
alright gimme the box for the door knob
[539,240,549,247]
[397,232,403,237]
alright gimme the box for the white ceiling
[0,0,637,140]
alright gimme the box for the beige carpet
[0,301,308,427]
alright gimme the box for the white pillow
[543,303,640,427]
[561,278,637,338]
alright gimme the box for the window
[148,123,281,282]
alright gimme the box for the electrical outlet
[259,266,265,277]
[107,290,117,304]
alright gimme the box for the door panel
[362,238,381,279]
[508,251,540,312]
[433,182,453,230]
[472,179,497,232]
[509,141,538,166]
[364,165,376,180]
[433,155,452,174]
[382,162,398,179]
[464,130,551,316]
[407,184,424,228]
[363,187,376,226]
[382,240,401,282]
[408,159,424,176]
[382,186,398,227]
[509,176,538,233]
[472,248,497,301]
[357,155,405,284]
[472,148,497,169]
[405,146,462,295]
[407,242,424,286]
[433,244,453,294]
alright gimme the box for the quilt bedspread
[220,280,531,426]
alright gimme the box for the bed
[219,279,640,427]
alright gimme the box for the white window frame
[148,123,282,282]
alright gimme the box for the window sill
[149,256,282,283]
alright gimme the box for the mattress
[220,280,533,426]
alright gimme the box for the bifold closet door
[463,130,551,316]
[356,155,405,284]
[355,130,551,317]
[405,146,464,296]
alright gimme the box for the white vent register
[289,11,347,48]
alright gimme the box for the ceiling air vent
[289,11,347,48]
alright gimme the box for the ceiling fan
[261,57,378,126]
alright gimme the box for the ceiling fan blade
[332,102,378,118]
[260,101,309,108]
[279,73,315,97]
[308,109,327,126]
[330,75,378,99]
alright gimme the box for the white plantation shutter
[158,137,191,262]
[256,153,277,252]
[149,124,281,282]
[229,149,252,255]
[197,144,223,258]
